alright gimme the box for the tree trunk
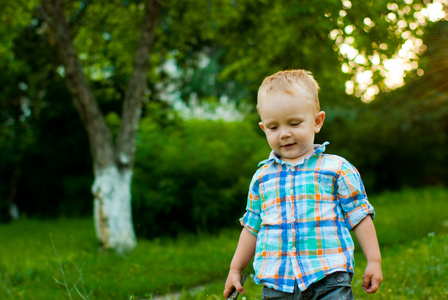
[92,166,135,253]
[41,0,160,253]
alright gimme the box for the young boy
[223,70,382,299]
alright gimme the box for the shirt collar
[259,141,330,167]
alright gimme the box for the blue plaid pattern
[240,142,374,292]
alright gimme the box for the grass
[1,187,448,299]
[0,218,240,299]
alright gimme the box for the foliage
[0,187,447,299]
[319,21,448,192]
[132,108,270,237]
[208,0,431,101]
[0,0,446,234]
[16,81,93,218]
[0,0,39,69]
[0,8,93,220]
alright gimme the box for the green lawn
[1,187,448,299]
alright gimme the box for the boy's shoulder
[319,153,351,165]
[252,158,274,178]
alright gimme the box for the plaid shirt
[240,142,374,292]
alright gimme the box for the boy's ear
[314,111,325,133]
[259,122,266,132]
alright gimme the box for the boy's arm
[353,215,383,294]
[223,227,257,299]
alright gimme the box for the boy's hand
[362,261,383,294]
[223,269,244,299]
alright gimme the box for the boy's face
[258,92,325,165]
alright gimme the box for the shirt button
[291,247,297,252]
[289,189,294,195]
[290,217,295,222]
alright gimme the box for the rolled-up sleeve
[337,161,375,231]
[240,173,262,236]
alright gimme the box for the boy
[223,70,382,299]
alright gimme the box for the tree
[38,0,160,253]
[1,0,443,245]
[0,0,235,249]
[208,0,436,103]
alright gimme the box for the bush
[132,114,270,238]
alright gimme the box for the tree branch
[41,0,114,170]
[116,0,161,168]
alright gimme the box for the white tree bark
[92,166,136,253]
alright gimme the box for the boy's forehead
[258,90,318,113]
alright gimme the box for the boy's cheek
[266,137,277,148]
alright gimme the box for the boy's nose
[280,127,292,138]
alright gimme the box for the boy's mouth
[281,143,296,148]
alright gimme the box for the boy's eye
[269,126,278,130]
[291,122,301,126]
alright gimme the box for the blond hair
[257,69,320,111]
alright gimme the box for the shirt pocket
[308,173,338,219]
[260,177,277,194]
[317,172,336,200]
[262,192,283,225]
[259,176,284,225]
